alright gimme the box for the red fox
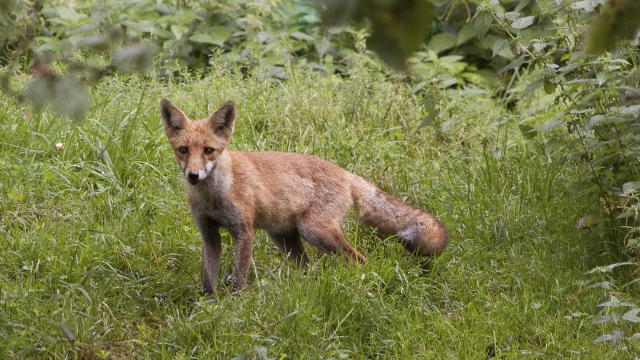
[161,99,448,294]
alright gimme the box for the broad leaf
[190,26,232,47]
[290,31,315,41]
[522,79,543,97]
[622,308,640,323]
[59,322,75,345]
[428,33,457,54]
[492,38,509,57]
[511,16,535,30]
[473,11,492,41]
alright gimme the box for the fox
[160,99,449,294]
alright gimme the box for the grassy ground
[0,62,635,358]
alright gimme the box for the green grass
[0,62,636,358]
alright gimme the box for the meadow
[0,60,635,358]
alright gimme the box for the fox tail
[350,175,449,256]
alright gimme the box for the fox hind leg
[268,229,310,268]
[297,217,367,264]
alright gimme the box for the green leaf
[514,0,533,13]
[497,55,525,74]
[536,120,563,132]
[43,171,53,180]
[587,281,611,290]
[511,16,535,30]
[622,308,640,323]
[571,0,605,12]
[593,334,613,343]
[190,26,232,47]
[586,262,635,274]
[474,11,492,42]
[518,123,537,139]
[418,116,433,129]
[253,346,273,360]
[171,25,189,40]
[592,315,612,324]
[121,20,154,34]
[428,33,457,54]
[622,181,640,195]
[7,187,24,201]
[543,80,556,95]
[418,95,438,130]
[189,33,218,45]
[59,322,75,345]
[544,138,560,155]
[613,311,622,325]
[457,23,475,46]
[147,25,172,40]
[617,209,634,219]
[266,66,287,80]
[55,6,81,23]
[411,81,427,94]
[34,39,72,54]
[492,38,509,57]
[522,79,543,97]
[290,31,315,41]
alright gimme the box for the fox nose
[187,171,200,183]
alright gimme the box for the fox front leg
[194,216,222,295]
[227,224,255,294]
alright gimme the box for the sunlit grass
[0,63,634,358]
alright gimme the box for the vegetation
[0,58,633,358]
[1,0,640,358]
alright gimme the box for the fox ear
[160,99,189,134]
[207,101,236,138]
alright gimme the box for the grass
[0,61,636,358]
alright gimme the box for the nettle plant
[471,0,640,348]
[0,0,360,121]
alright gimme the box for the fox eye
[178,146,188,154]
[204,147,215,155]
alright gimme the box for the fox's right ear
[160,99,189,135]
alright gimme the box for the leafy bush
[474,0,640,346]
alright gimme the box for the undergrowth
[0,61,636,358]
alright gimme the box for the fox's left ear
[207,101,236,138]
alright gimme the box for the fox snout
[181,162,215,185]
[187,171,200,184]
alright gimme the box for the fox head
[160,99,236,185]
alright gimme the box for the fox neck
[186,149,233,200]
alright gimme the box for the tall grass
[0,62,634,358]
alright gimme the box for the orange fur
[161,99,448,294]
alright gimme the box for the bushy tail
[350,175,449,256]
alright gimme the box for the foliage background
[1,0,640,357]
